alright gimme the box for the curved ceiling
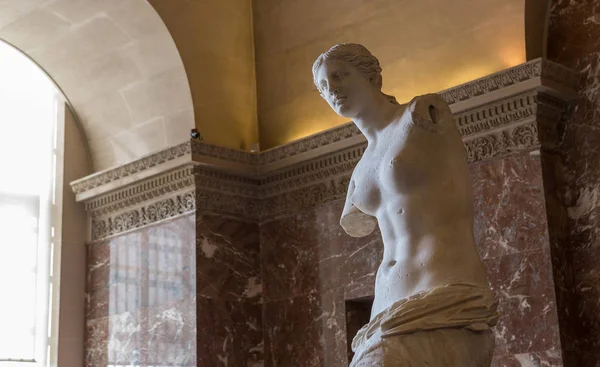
[0,0,194,171]
[148,0,258,151]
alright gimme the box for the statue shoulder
[405,93,453,133]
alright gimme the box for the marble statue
[312,43,499,366]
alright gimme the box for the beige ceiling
[0,0,194,171]
[253,0,537,149]
[148,0,258,152]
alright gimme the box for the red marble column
[85,214,264,367]
[546,1,600,365]
[85,215,197,367]
[195,215,263,366]
[471,153,563,365]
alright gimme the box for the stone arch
[0,0,194,171]
[0,38,93,163]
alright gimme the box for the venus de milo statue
[312,43,499,366]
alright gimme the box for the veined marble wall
[195,216,263,366]
[260,152,562,366]
[260,202,381,366]
[86,215,197,366]
[546,0,600,365]
[472,153,562,365]
[85,214,263,367]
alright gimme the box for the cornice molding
[86,165,196,218]
[76,59,579,240]
[87,166,261,241]
[439,58,579,106]
[71,142,192,195]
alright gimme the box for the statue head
[312,43,398,119]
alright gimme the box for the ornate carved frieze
[260,176,351,222]
[463,120,540,163]
[72,142,193,195]
[91,189,196,241]
[88,166,261,241]
[85,166,196,218]
[75,59,578,240]
[439,58,579,105]
[259,145,365,198]
[454,93,537,138]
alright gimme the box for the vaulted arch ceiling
[0,0,194,171]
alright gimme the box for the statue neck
[353,97,402,144]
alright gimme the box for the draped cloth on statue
[350,283,499,367]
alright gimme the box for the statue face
[315,59,377,119]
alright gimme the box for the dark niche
[345,297,373,365]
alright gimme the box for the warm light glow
[255,0,528,149]
[500,46,527,68]
[282,119,335,145]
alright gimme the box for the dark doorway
[345,297,373,365]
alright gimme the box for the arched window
[0,41,60,367]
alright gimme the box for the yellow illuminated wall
[149,0,259,151]
[253,0,527,149]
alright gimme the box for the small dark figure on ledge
[190,128,203,140]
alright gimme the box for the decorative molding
[258,124,361,165]
[76,59,578,240]
[71,142,192,195]
[91,189,196,241]
[90,187,260,242]
[259,144,365,199]
[87,165,261,241]
[194,166,260,198]
[539,59,581,90]
[463,120,539,163]
[190,141,258,165]
[454,93,537,138]
[259,176,350,222]
[85,166,196,218]
[439,58,579,105]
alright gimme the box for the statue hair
[312,43,399,105]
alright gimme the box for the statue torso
[347,99,489,318]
